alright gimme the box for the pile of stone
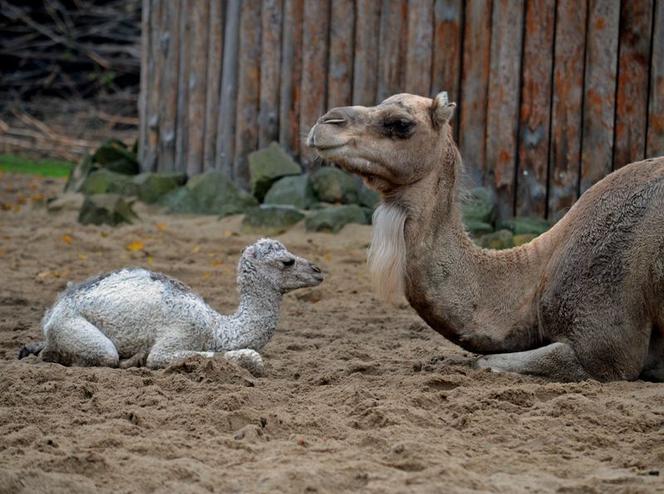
[462,187,551,249]
[64,140,551,241]
[241,142,379,234]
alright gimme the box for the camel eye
[281,258,295,267]
[382,118,415,138]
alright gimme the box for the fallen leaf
[62,234,73,245]
[223,230,233,238]
[146,256,154,265]
[211,259,223,267]
[191,245,201,254]
[155,223,167,232]
[78,254,88,261]
[126,240,145,252]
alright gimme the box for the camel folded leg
[42,317,119,367]
[146,347,264,376]
[474,342,592,382]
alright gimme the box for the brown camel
[307,92,664,382]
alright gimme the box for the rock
[80,169,137,196]
[462,187,496,226]
[91,139,139,175]
[241,206,305,235]
[513,233,538,246]
[78,194,139,226]
[47,193,85,213]
[64,140,139,193]
[499,216,551,235]
[248,142,301,201]
[464,219,494,237]
[162,170,258,216]
[498,216,550,235]
[263,175,316,209]
[132,172,187,204]
[305,204,369,233]
[311,167,359,204]
[64,154,95,192]
[477,229,514,250]
[358,184,380,209]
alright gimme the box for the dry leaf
[78,254,88,261]
[147,256,154,265]
[126,240,145,252]
[211,259,223,268]
[62,234,73,245]
[191,245,201,254]
[155,223,167,232]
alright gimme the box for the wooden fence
[139,0,664,220]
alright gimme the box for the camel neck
[215,283,282,351]
[393,146,549,354]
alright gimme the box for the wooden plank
[515,0,555,218]
[459,0,492,186]
[138,0,151,171]
[174,1,190,172]
[485,0,524,220]
[279,0,304,157]
[405,0,434,96]
[377,0,407,102]
[579,0,620,193]
[353,0,381,105]
[613,0,653,169]
[144,0,163,172]
[300,0,330,168]
[548,0,588,220]
[158,0,181,172]
[203,0,224,170]
[186,0,210,175]
[233,0,262,189]
[215,0,241,176]
[258,0,284,148]
[431,0,463,136]
[647,0,664,157]
[327,0,354,108]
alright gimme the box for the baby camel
[19,239,323,374]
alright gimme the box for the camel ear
[431,91,456,127]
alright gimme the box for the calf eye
[382,118,415,138]
[281,259,295,267]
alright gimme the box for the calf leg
[42,317,119,367]
[146,347,264,376]
[224,349,264,376]
[475,342,592,382]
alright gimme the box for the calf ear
[431,91,456,128]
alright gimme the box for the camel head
[306,92,456,196]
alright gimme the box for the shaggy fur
[368,203,408,301]
[19,239,324,374]
[308,91,664,382]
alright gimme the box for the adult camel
[307,92,664,382]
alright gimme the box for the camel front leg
[223,349,264,376]
[146,346,265,376]
[474,342,592,382]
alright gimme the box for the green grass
[0,154,74,178]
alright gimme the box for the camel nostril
[310,264,322,273]
[320,110,347,126]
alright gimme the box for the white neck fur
[368,203,407,302]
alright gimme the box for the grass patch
[0,154,74,178]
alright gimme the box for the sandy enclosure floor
[1,174,663,494]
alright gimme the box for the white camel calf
[19,239,324,374]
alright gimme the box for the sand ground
[1,173,663,493]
